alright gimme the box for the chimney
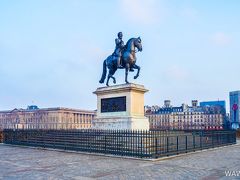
[164,100,171,108]
[192,100,198,107]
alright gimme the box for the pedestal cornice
[93,83,148,95]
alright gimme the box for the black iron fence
[2,129,236,159]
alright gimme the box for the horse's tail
[99,59,107,83]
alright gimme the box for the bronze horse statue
[99,37,142,86]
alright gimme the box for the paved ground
[0,142,239,180]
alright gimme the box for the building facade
[0,105,96,130]
[230,91,240,129]
[200,101,226,109]
[145,100,225,130]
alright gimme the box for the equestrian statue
[99,32,143,86]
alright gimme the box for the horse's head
[125,37,143,52]
[134,37,142,52]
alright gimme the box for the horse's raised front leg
[125,63,130,84]
[111,76,116,84]
[133,64,140,79]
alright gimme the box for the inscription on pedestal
[101,96,126,113]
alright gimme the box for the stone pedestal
[92,83,149,130]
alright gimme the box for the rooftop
[0,106,96,114]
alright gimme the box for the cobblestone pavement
[0,142,239,180]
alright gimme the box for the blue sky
[0,0,239,112]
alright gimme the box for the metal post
[185,136,188,153]
[212,131,214,148]
[200,134,202,150]
[12,130,14,144]
[26,130,28,146]
[43,131,45,148]
[234,131,237,144]
[155,137,157,158]
[177,136,179,154]
[35,131,37,147]
[167,136,169,155]
[193,134,195,151]
[104,135,107,153]
[53,133,55,149]
[227,133,230,144]
[141,131,143,158]
[64,132,66,150]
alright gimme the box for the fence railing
[2,129,236,159]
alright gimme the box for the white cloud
[212,32,232,46]
[119,0,165,25]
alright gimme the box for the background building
[200,101,226,109]
[230,91,240,129]
[145,100,226,130]
[200,100,228,129]
[0,105,96,130]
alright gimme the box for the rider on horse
[113,32,124,68]
[113,32,134,71]
[99,34,142,86]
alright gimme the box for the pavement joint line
[1,142,238,162]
